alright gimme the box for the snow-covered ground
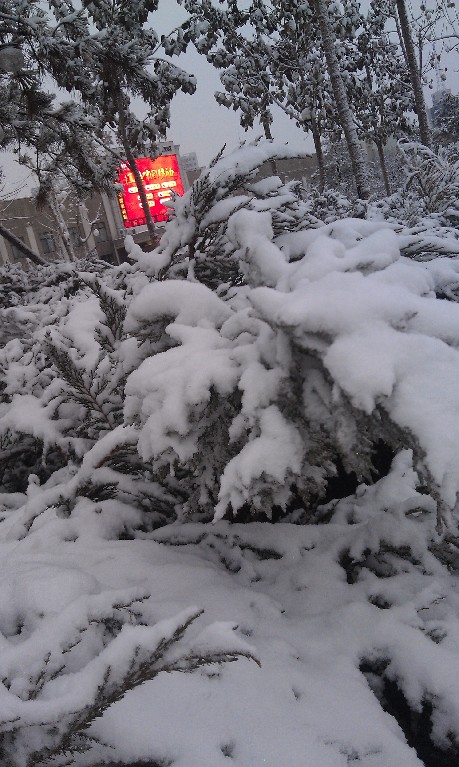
[3,484,459,767]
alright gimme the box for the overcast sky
[1,0,458,197]
[154,0,459,164]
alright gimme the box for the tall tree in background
[193,0,330,185]
[311,0,370,198]
[392,0,432,146]
[206,4,278,151]
[181,0,370,197]
[352,2,414,194]
[268,0,335,192]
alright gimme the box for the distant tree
[266,0,336,192]
[309,0,370,198]
[352,2,414,194]
[390,0,433,146]
[200,2,280,171]
[432,90,459,147]
[189,0,331,187]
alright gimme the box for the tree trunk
[375,140,391,196]
[116,91,157,243]
[395,0,432,147]
[313,0,370,199]
[311,114,326,193]
[49,190,75,262]
[261,114,278,176]
[0,224,47,266]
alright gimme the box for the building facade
[0,190,126,266]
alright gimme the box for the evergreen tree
[0,1,117,261]
[0,1,197,243]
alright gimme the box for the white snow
[125,279,232,332]
[0,475,454,767]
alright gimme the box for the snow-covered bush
[125,207,459,532]
[0,260,259,767]
[308,141,459,263]
[4,142,459,764]
[372,141,459,228]
[111,145,459,533]
[134,141,314,289]
[304,186,355,224]
[0,259,116,492]
[3,143,459,533]
[0,259,185,534]
[400,141,459,223]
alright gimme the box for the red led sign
[116,154,184,228]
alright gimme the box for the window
[10,243,27,261]
[39,232,56,255]
[68,226,82,249]
[93,221,108,243]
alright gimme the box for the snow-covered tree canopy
[0,2,114,189]
[177,0,424,197]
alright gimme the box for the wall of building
[257,154,318,186]
[0,191,126,266]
